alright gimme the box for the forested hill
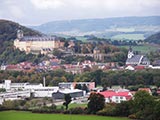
[0,19,43,64]
[145,32,160,44]
[0,19,42,41]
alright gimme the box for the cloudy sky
[0,0,160,25]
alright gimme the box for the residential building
[138,88,152,95]
[99,90,133,103]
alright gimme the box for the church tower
[127,46,134,58]
[17,28,23,39]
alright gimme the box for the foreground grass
[0,111,129,120]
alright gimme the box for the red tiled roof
[157,90,160,94]
[134,66,145,70]
[138,88,151,92]
[99,90,132,99]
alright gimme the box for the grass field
[0,111,129,120]
[119,44,159,53]
[57,103,87,109]
[111,34,145,40]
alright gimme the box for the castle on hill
[14,29,64,54]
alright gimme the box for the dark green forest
[145,32,160,44]
[0,69,160,88]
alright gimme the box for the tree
[75,84,82,89]
[0,88,6,92]
[154,101,160,120]
[64,41,69,48]
[82,84,89,93]
[133,91,155,119]
[63,94,72,110]
[88,93,105,114]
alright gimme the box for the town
[0,0,160,120]
[0,28,160,120]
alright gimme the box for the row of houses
[0,60,118,73]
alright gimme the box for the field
[57,103,87,109]
[119,44,159,53]
[0,111,129,120]
[111,34,145,40]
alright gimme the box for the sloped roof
[20,36,56,41]
[138,88,151,93]
[99,90,132,99]
[126,55,142,63]
[141,56,150,63]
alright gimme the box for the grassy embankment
[0,111,130,120]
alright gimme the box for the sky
[0,0,160,25]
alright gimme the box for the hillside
[0,19,42,41]
[145,32,160,44]
[0,20,44,64]
[31,16,160,39]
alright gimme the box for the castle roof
[19,36,56,41]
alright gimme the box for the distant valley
[30,16,160,40]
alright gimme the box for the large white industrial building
[0,80,87,104]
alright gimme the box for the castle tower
[127,46,134,58]
[93,46,103,61]
[93,46,100,54]
[17,28,23,39]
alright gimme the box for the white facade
[33,87,59,97]
[24,84,43,90]
[4,80,11,90]
[0,80,59,98]
[111,96,127,103]
[0,90,30,104]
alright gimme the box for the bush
[63,110,70,114]
[69,107,86,114]
[128,114,137,119]
[114,101,133,116]
[32,107,62,113]
[96,104,116,116]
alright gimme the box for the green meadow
[0,111,129,120]
[119,44,159,53]
[57,103,87,109]
[111,34,145,40]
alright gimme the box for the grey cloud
[0,0,160,25]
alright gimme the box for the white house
[99,90,133,103]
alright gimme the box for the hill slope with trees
[145,32,160,44]
[0,19,44,64]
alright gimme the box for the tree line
[0,69,160,89]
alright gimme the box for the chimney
[43,77,46,87]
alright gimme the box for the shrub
[128,114,137,119]
[96,104,116,116]
[69,107,85,114]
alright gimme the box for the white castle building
[14,29,64,54]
